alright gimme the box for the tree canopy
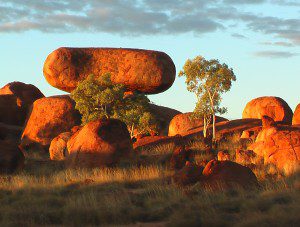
[179,56,236,139]
[70,73,158,137]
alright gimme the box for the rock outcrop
[0,139,25,173]
[0,82,44,126]
[249,124,300,175]
[20,95,81,151]
[168,112,228,136]
[242,96,293,124]
[66,119,133,168]
[293,104,300,125]
[44,47,176,94]
[202,160,259,189]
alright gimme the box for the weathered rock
[66,119,133,168]
[44,47,176,94]
[293,104,300,125]
[0,82,44,126]
[217,151,230,161]
[0,140,25,173]
[202,160,259,189]
[249,125,300,175]
[168,112,228,136]
[262,115,277,128]
[240,126,262,140]
[20,95,81,151]
[49,132,72,161]
[242,96,293,124]
[172,161,204,186]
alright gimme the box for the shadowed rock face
[20,95,81,150]
[0,140,25,174]
[0,82,44,126]
[43,47,176,94]
[242,96,293,124]
[293,104,300,125]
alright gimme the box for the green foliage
[179,56,236,138]
[70,74,158,137]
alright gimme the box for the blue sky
[0,0,299,119]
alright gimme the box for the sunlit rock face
[66,118,133,168]
[43,47,176,94]
[242,96,293,125]
[20,95,81,151]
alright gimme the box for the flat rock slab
[44,47,176,94]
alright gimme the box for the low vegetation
[0,141,299,226]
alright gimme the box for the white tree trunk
[212,113,216,140]
[203,116,207,138]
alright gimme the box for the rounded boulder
[20,95,81,151]
[202,160,259,189]
[43,47,176,94]
[168,112,228,136]
[66,119,133,168]
[242,96,293,124]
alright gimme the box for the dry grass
[0,143,299,226]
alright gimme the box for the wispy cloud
[254,50,299,58]
[0,0,299,47]
[260,41,295,47]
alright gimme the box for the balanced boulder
[0,140,25,174]
[20,95,81,151]
[202,160,259,189]
[66,119,133,168]
[0,82,44,126]
[168,112,228,136]
[43,47,176,94]
[242,96,293,124]
[293,104,300,125]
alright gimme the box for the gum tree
[179,56,236,139]
[71,73,158,138]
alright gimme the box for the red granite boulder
[44,48,176,94]
[168,112,228,136]
[242,96,293,124]
[66,119,133,168]
[20,95,81,151]
[202,160,259,189]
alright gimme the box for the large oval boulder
[66,119,133,168]
[249,125,300,175]
[0,82,44,126]
[293,104,300,125]
[0,140,25,174]
[20,95,81,151]
[242,96,293,124]
[168,112,228,136]
[43,48,176,94]
[202,160,259,189]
